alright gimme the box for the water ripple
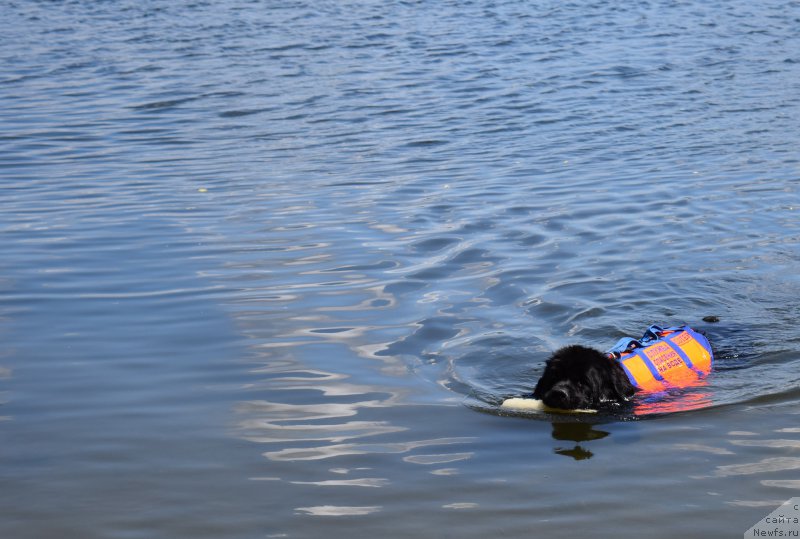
[3,0,800,537]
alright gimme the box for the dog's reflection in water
[550,422,609,460]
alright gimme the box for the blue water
[2,1,800,537]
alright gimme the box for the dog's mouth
[540,382,590,410]
[541,387,574,409]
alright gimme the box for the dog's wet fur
[532,345,637,410]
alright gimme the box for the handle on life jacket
[606,325,686,358]
[606,337,643,358]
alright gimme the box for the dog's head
[532,345,636,410]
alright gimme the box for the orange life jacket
[607,325,713,392]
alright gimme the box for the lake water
[2,0,799,537]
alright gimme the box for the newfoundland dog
[531,345,636,410]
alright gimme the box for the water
[1,0,799,537]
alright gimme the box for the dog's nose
[544,387,571,409]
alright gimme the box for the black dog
[532,345,636,410]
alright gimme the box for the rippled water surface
[2,1,800,537]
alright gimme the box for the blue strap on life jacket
[605,324,690,359]
[606,337,643,358]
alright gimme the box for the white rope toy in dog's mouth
[500,397,597,414]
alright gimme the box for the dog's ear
[531,366,553,399]
[608,362,636,401]
[588,357,635,404]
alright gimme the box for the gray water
[2,1,800,537]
